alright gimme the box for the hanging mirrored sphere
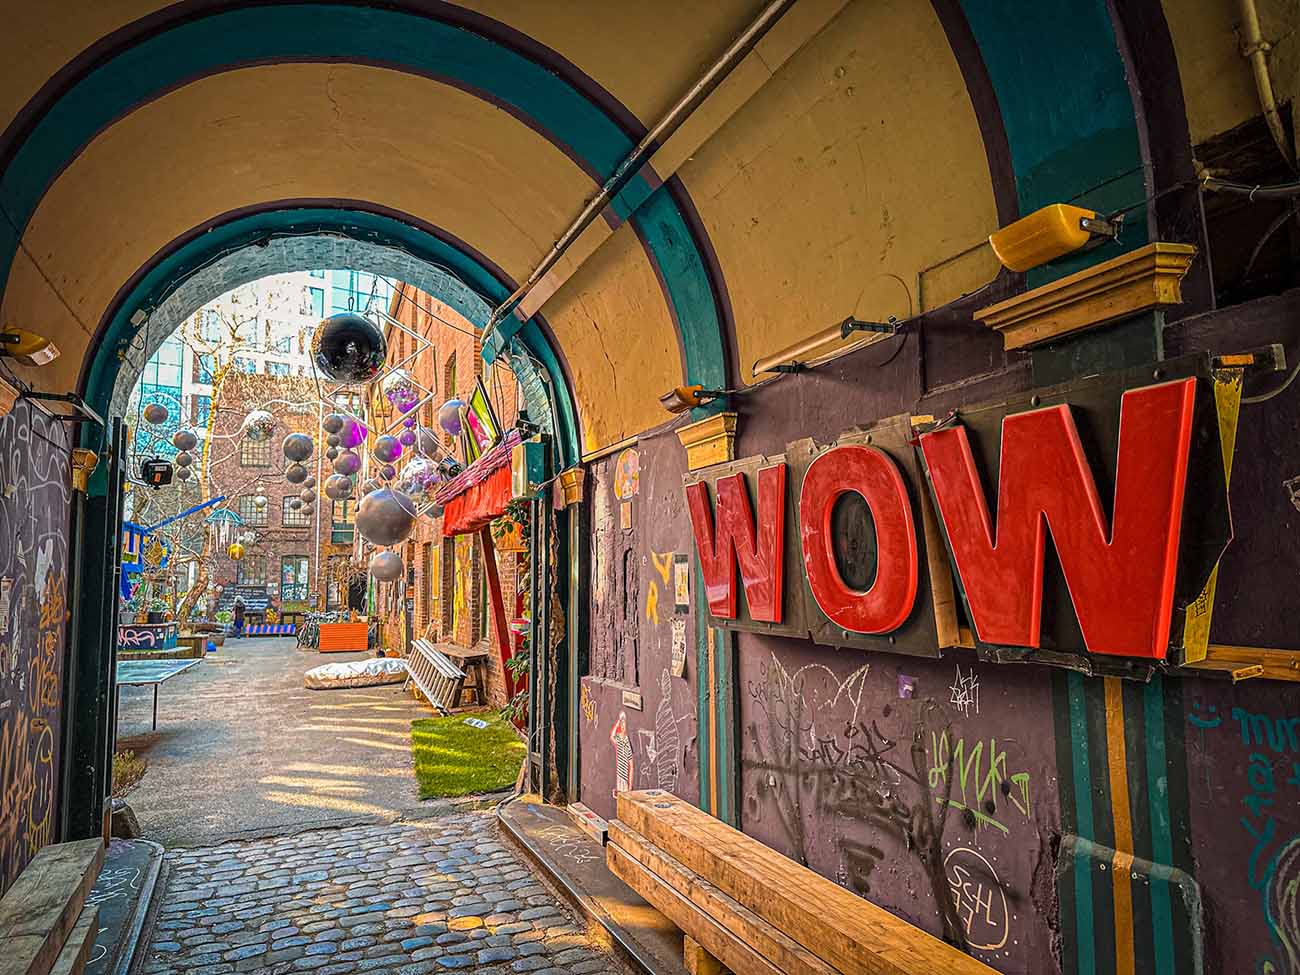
[174,451,193,468]
[324,473,354,501]
[402,416,417,429]
[373,435,403,464]
[338,415,368,449]
[282,432,313,462]
[242,409,275,441]
[299,488,316,503]
[289,498,303,510]
[171,429,198,451]
[303,475,316,489]
[254,494,267,510]
[326,433,340,448]
[369,550,405,582]
[417,428,441,458]
[398,430,416,447]
[360,478,382,496]
[332,450,361,476]
[285,463,309,484]
[227,542,245,561]
[326,446,339,461]
[143,403,169,425]
[355,488,417,546]
[381,464,397,480]
[176,467,192,481]
[322,413,346,434]
[312,313,388,383]
[437,399,464,437]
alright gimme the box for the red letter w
[685,465,786,622]
[919,379,1196,659]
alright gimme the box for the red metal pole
[478,526,515,699]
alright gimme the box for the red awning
[442,464,512,536]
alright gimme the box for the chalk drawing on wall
[613,447,640,500]
[945,846,1013,951]
[950,664,980,718]
[636,671,683,793]
[611,712,634,796]
[1269,837,1300,974]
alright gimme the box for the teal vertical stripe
[1068,672,1096,975]
[694,562,712,813]
[1143,677,1175,975]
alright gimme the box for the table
[115,659,201,731]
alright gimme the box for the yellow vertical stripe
[1105,677,1135,975]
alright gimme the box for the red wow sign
[685,372,1226,662]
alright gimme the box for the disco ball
[174,451,193,468]
[282,432,313,462]
[399,430,416,447]
[254,494,267,510]
[285,463,309,485]
[355,488,417,546]
[326,446,339,461]
[242,410,275,441]
[332,450,361,476]
[171,429,197,451]
[303,475,317,489]
[322,413,346,434]
[176,467,192,481]
[143,403,169,425]
[437,399,464,437]
[299,488,316,503]
[312,313,387,383]
[369,551,405,583]
[227,542,245,561]
[374,435,403,464]
[326,433,340,448]
[338,415,368,449]
[324,473,354,501]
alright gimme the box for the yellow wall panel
[677,0,1001,383]
[543,223,681,454]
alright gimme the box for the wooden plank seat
[0,838,104,975]
[405,639,467,713]
[607,790,998,975]
[437,645,489,706]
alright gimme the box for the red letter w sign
[919,378,1196,659]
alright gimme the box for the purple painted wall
[0,401,71,895]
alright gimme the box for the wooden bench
[607,790,997,975]
[0,838,103,975]
[438,645,489,707]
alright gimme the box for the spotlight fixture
[658,385,727,414]
[989,203,1120,272]
[0,329,59,366]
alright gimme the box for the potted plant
[146,599,167,625]
[213,609,232,644]
[491,499,531,553]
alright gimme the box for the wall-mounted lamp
[989,203,1120,272]
[658,385,728,414]
[752,316,900,377]
[0,329,59,367]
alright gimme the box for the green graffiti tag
[927,731,1032,836]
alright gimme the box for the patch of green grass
[410,713,525,800]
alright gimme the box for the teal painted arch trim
[957,0,1150,284]
[80,203,580,479]
[1,2,730,408]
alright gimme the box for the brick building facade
[379,284,522,707]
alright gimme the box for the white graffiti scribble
[950,664,980,718]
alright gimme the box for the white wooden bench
[405,639,467,713]
[608,790,999,975]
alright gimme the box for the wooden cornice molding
[676,412,738,472]
[975,242,1197,350]
[558,466,585,507]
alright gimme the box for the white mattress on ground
[304,656,407,690]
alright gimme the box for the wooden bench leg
[683,935,727,975]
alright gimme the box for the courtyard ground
[116,636,447,847]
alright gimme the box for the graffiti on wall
[0,403,71,894]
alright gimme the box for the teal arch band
[957,0,1149,285]
[0,3,729,409]
[80,203,580,473]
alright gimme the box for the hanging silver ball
[355,488,417,546]
[326,446,340,461]
[174,451,193,468]
[285,463,309,484]
[143,403,169,425]
[360,478,382,496]
[322,412,346,434]
[303,475,317,489]
[299,488,316,503]
[172,429,198,451]
[369,550,405,583]
[176,466,192,481]
[312,313,388,383]
[373,435,403,464]
[326,433,341,448]
[324,473,354,501]
[333,450,361,476]
[289,498,303,510]
[282,432,314,462]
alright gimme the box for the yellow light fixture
[658,385,726,414]
[0,328,59,366]
[989,203,1118,272]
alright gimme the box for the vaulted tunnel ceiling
[0,0,1285,459]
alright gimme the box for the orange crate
[318,622,369,652]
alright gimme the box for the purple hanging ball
[398,430,416,447]
[403,416,417,429]
[381,464,397,479]
[338,416,368,449]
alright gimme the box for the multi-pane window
[326,555,346,610]
[234,356,257,374]
[239,437,270,468]
[282,496,310,528]
[280,556,309,602]
[141,334,183,388]
[420,542,434,628]
[237,556,267,585]
[192,394,211,428]
[331,500,355,544]
[236,494,268,527]
[308,288,325,317]
[200,309,221,342]
[196,353,215,383]
[267,361,290,377]
[271,334,291,354]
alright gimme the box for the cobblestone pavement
[142,811,628,975]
